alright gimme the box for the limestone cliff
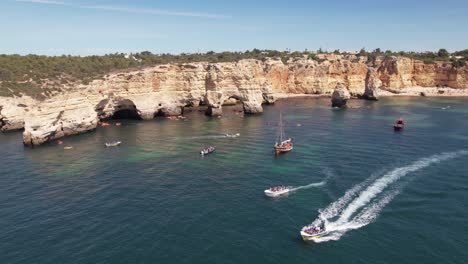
[0,55,467,146]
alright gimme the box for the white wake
[290,181,327,192]
[305,150,467,243]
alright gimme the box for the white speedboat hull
[300,230,327,240]
[264,189,290,197]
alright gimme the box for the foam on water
[290,181,326,192]
[306,150,468,243]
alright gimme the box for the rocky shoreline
[1,55,468,146]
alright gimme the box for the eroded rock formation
[0,55,467,146]
[331,83,351,108]
[363,67,382,100]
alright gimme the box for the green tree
[437,48,449,58]
[358,48,367,56]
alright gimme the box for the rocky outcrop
[0,97,35,131]
[22,96,99,146]
[0,55,467,146]
[363,67,382,100]
[205,91,223,116]
[331,83,351,108]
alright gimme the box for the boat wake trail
[305,150,467,243]
[189,135,228,139]
[290,168,332,192]
[290,181,326,192]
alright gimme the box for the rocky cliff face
[0,55,467,146]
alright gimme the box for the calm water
[1,97,467,264]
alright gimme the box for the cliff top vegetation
[0,49,466,99]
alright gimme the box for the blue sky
[1,0,467,55]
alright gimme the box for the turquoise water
[1,97,467,264]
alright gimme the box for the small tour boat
[264,186,291,197]
[105,141,122,147]
[200,146,216,155]
[63,146,73,150]
[394,118,405,131]
[225,133,240,138]
[300,223,327,240]
[274,113,293,154]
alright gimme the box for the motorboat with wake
[300,221,328,240]
[225,133,240,138]
[394,118,405,131]
[105,141,122,147]
[264,186,291,197]
[200,146,216,155]
[274,113,293,154]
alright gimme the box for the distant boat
[63,146,73,150]
[394,118,405,131]
[225,133,240,138]
[200,146,216,155]
[274,113,293,154]
[264,186,291,197]
[105,141,122,147]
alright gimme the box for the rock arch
[95,98,142,120]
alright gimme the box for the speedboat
[393,118,405,131]
[264,186,291,197]
[225,133,240,138]
[105,141,122,147]
[300,224,328,240]
[200,146,216,155]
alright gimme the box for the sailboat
[274,113,293,154]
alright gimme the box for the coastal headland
[1,53,468,146]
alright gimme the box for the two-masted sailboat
[274,113,293,154]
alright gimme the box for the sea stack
[331,82,351,108]
[363,67,382,100]
[205,91,223,116]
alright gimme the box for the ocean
[1,97,467,264]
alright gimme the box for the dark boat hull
[274,145,293,154]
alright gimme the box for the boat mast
[279,112,284,143]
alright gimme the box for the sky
[1,0,467,55]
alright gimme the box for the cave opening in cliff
[110,99,142,120]
[112,109,141,120]
[154,110,165,117]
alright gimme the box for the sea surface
[1,97,467,264]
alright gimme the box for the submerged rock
[331,83,351,108]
